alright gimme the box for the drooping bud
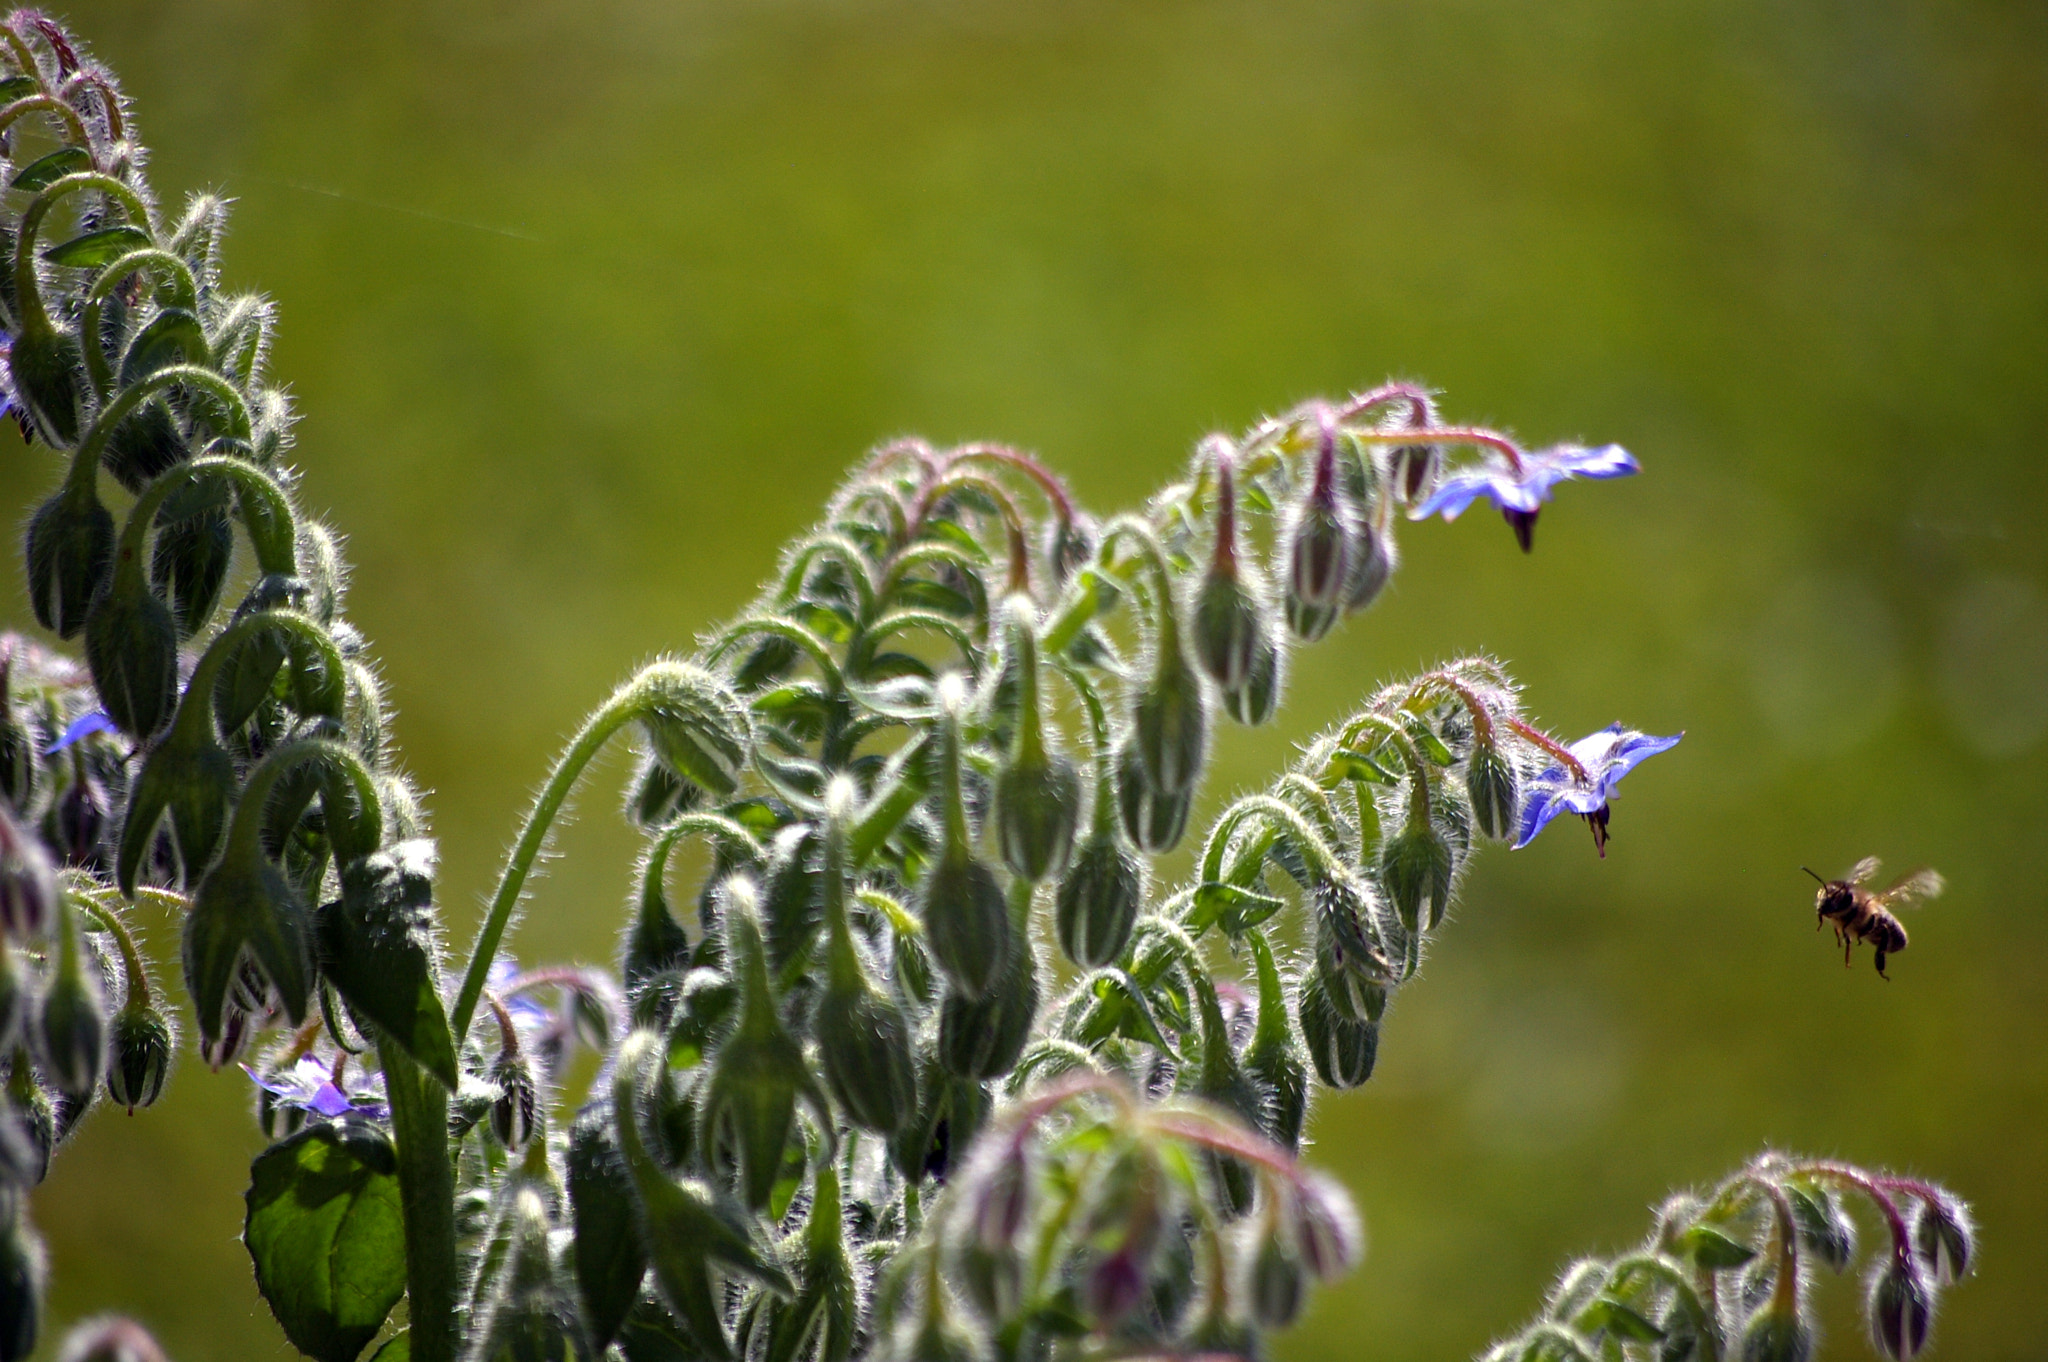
[817,781,918,1134]
[0,809,57,939]
[0,1204,45,1362]
[35,907,107,1101]
[1130,638,1208,800]
[198,1004,254,1072]
[1342,516,1395,613]
[104,1006,172,1112]
[182,836,315,1047]
[760,824,824,980]
[1785,1182,1857,1274]
[1115,740,1193,854]
[1054,829,1143,969]
[9,326,83,446]
[1220,631,1285,727]
[83,579,179,741]
[1295,970,1379,1089]
[1282,428,1353,641]
[1243,932,1310,1154]
[1868,1255,1934,1359]
[1083,1246,1149,1328]
[1380,821,1455,934]
[921,678,1012,999]
[990,599,1081,882]
[1191,974,1262,1218]
[636,663,750,802]
[1291,1171,1363,1282]
[1741,1304,1813,1362]
[25,488,114,640]
[938,901,1039,1082]
[149,495,233,638]
[1191,448,1277,700]
[1248,1233,1307,1328]
[1465,742,1520,841]
[0,672,39,813]
[490,1051,539,1150]
[1910,1190,1974,1285]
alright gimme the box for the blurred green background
[5,0,2045,1357]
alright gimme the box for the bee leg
[1843,936,1853,967]
[1875,949,1890,980]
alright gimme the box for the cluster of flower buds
[1482,1153,1974,1362]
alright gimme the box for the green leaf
[43,224,152,269]
[244,1123,407,1362]
[1403,715,1456,766]
[367,1333,408,1362]
[1680,1224,1756,1269]
[10,146,91,193]
[1576,1298,1665,1343]
[119,307,211,384]
[890,578,977,617]
[1187,881,1286,934]
[319,842,458,1089]
[0,75,37,102]
[1322,746,1400,786]
[568,1110,647,1352]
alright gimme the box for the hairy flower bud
[1342,517,1395,613]
[817,959,919,1135]
[1465,743,1520,842]
[10,326,83,446]
[1868,1256,1933,1360]
[921,849,1011,1001]
[104,1007,172,1112]
[1282,432,1353,641]
[83,581,179,741]
[1131,647,1208,799]
[490,1052,539,1150]
[0,688,38,814]
[1911,1191,1974,1285]
[937,930,1038,1082]
[149,499,234,638]
[0,1205,45,1362]
[1115,740,1194,854]
[25,489,113,640]
[1249,1234,1307,1328]
[1291,1172,1363,1282]
[761,824,824,979]
[637,664,750,800]
[993,749,1081,884]
[1296,971,1379,1089]
[0,809,57,940]
[35,934,107,1100]
[1380,822,1455,934]
[1044,513,1096,588]
[1784,1183,1857,1274]
[1741,1306,1813,1362]
[1054,830,1143,968]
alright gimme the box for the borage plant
[0,12,1975,1362]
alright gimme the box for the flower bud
[1296,971,1379,1089]
[761,824,824,979]
[25,489,114,640]
[50,766,109,870]
[971,1147,1033,1250]
[1282,432,1354,642]
[921,848,1011,1001]
[1741,1306,1813,1362]
[1249,1234,1307,1328]
[0,1205,45,1362]
[993,750,1081,883]
[625,753,702,831]
[1388,442,1440,504]
[1115,740,1193,854]
[183,844,315,1046]
[1291,1172,1363,1281]
[1045,513,1096,587]
[1380,823,1455,934]
[9,325,83,446]
[83,580,179,741]
[149,502,233,638]
[0,688,39,814]
[937,930,1038,1082]
[0,809,57,939]
[636,663,750,800]
[1132,645,1208,799]
[104,1007,171,1112]
[1784,1183,1856,1274]
[1465,743,1520,842]
[1054,831,1143,968]
[35,937,107,1101]
[117,732,235,893]
[1192,565,1270,694]
[1244,946,1310,1155]
[816,961,918,1135]
[1083,1247,1149,1328]
[490,1052,539,1150]
[199,1004,255,1073]
[1342,517,1395,613]
[1868,1256,1933,1360]
[1911,1190,1973,1285]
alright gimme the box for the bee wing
[1878,868,1945,909]
[1848,856,1883,887]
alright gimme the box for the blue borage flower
[1513,722,1682,857]
[1412,443,1639,551]
[243,1055,387,1120]
[45,710,115,754]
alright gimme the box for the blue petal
[309,1083,357,1118]
[1555,443,1638,479]
[1512,782,1573,849]
[46,710,116,754]
[1592,729,1683,798]
[1412,468,1512,521]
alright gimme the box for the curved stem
[704,616,845,694]
[223,738,382,864]
[69,891,148,1005]
[1199,795,1340,886]
[779,532,877,618]
[946,443,1076,523]
[55,68,124,142]
[451,678,651,1042]
[14,171,153,338]
[1334,381,1437,426]
[79,247,200,395]
[1097,515,1180,650]
[169,609,341,748]
[113,454,296,590]
[67,363,254,498]
[1405,672,1497,745]
[635,812,764,929]
[0,93,90,156]
[1504,717,1590,782]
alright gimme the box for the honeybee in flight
[1802,858,1944,979]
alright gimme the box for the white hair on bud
[824,774,860,824]
[936,670,970,714]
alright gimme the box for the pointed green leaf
[44,224,153,269]
[10,146,91,193]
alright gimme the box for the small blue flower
[46,710,116,754]
[1412,444,1639,551]
[244,1055,387,1120]
[1513,723,1681,857]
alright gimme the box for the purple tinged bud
[490,1052,538,1150]
[1911,1190,1973,1285]
[1283,431,1353,641]
[1083,1247,1149,1327]
[198,1005,255,1072]
[972,1148,1032,1250]
[1293,1171,1363,1281]
[0,809,56,940]
[1869,1255,1934,1359]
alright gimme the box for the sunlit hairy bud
[198,1004,254,1072]
[491,1052,539,1150]
[294,521,346,625]
[817,955,919,1135]
[1054,830,1143,968]
[25,489,113,640]
[1868,1255,1934,1359]
[1388,442,1441,504]
[1784,1183,1856,1273]
[149,502,233,639]
[761,824,824,978]
[83,579,179,740]
[937,932,1038,1082]
[1296,971,1378,1089]
[1380,822,1455,934]
[1220,627,1285,727]
[9,326,84,447]
[991,602,1081,882]
[1911,1190,1974,1285]
[922,851,1011,1002]
[1741,1305,1813,1362]
[1115,740,1193,854]
[1131,646,1208,800]
[104,1007,172,1112]
[637,663,750,801]
[0,809,57,939]
[1465,744,1520,842]
[1343,517,1394,613]
[1292,1172,1363,1281]
[1282,430,1353,641]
